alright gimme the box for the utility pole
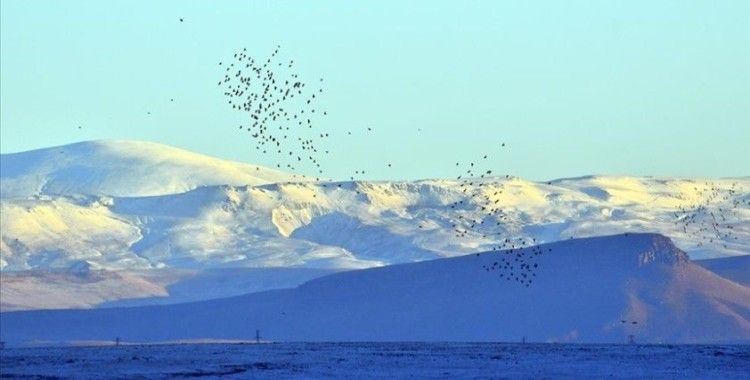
[256,329,260,344]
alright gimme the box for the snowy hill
[2,234,748,345]
[1,172,747,272]
[1,141,748,310]
[0,140,294,198]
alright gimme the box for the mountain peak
[551,233,690,267]
[1,139,294,198]
[635,233,689,265]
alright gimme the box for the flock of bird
[215,46,747,287]
[218,45,333,180]
[480,241,549,287]
[673,181,747,249]
[445,151,550,286]
[216,46,547,286]
[218,45,383,185]
[446,149,515,240]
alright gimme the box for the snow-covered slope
[2,234,748,344]
[0,270,169,311]
[0,140,294,198]
[2,174,747,272]
[0,267,337,312]
[696,256,750,287]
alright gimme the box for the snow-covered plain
[2,233,749,345]
[1,342,748,379]
[1,140,748,310]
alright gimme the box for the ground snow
[1,343,748,379]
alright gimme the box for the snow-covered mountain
[0,140,294,198]
[2,234,748,345]
[1,153,747,271]
[1,140,748,310]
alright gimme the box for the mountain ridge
[2,171,746,272]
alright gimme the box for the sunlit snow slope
[0,140,294,198]
[2,234,748,344]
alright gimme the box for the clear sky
[1,1,748,181]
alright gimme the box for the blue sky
[1,1,748,181]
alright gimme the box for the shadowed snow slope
[2,234,748,345]
[696,255,750,287]
[0,268,337,312]
[0,140,293,198]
